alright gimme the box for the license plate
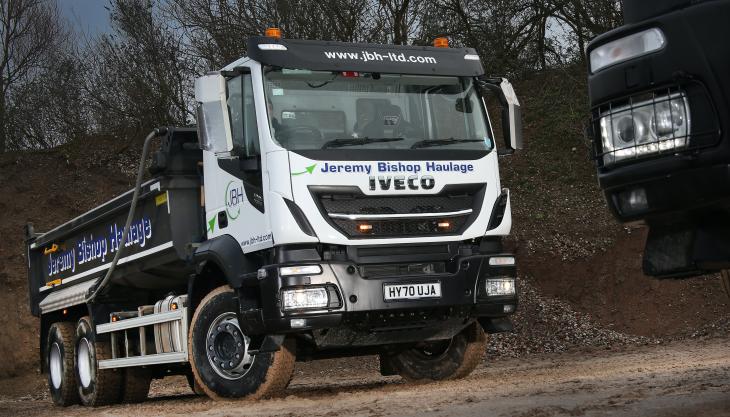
[383,282,442,301]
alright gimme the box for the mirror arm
[477,78,512,152]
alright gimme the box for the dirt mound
[0,138,138,378]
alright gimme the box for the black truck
[585,0,730,289]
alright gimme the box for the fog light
[617,188,648,214]
[486,278,515,296]
[489,256,515,266]
[503,304,515,313]
[279,265,322,276]
[437,220,451,230]
[357,223,373,233]
[282,287,329,311]
[290,318,306,328]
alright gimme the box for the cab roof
[243,36,485,77]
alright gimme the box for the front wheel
[189,286,295,400]
[380,322,487,382]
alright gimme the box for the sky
[58,0,112,36]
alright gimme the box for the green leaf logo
[291,164,317,176]
[207,215,216,233]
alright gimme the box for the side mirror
[478,77,523,152]
[194,72,232,154]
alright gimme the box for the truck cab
[26,32,522,405]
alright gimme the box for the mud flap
[644,217,730,278]
[379,355,397,376]
[247,334,285,355]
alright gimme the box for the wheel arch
[190,234,261,313]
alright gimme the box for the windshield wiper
[410,138,486,149]
[321,137,404,149]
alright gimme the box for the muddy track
[1,337,728,417]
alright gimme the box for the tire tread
[76,316,122,407]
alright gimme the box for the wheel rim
[77,338,93,388]
[206,312,254,380]
[49,342,63,389]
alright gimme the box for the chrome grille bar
[328,209,473,221]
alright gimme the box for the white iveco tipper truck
[25,30,522,406]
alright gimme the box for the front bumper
[239,253,517,346]
[601,162,730,223]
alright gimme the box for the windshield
[263,69,493,151]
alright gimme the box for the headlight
[282,287,329,310]
[599,92,690,166]
[279,265,322,276]
[485,278,515,296]
[590,28,665,73]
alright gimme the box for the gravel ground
[487,278,655,358]
[2,337,729,417]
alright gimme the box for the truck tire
[189,285,295,400]
[47,322,80,406]
[120,368,152,403]
[721,270,730,299]
[75,316,123,406]
[380,322,487,382]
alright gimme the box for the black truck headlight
[282,287,329,311]
[599,92,690,166]
[485,278,515,297]
[590,28,665,73]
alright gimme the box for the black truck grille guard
[309,184,486,238]
[590,81,720,169]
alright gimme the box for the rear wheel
[75,316,122,406]
[189,286,295,400]
[720,270,730,299]
[47,322,80,406]
[380,322,487,382]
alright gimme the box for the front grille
[311,184,485,238]
[321,194,473,215]
[359,262,446,278]
[332,215,469,237]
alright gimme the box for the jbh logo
[225,181,245,219]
